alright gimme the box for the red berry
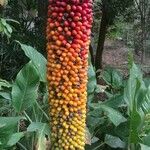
[59,35,65,40]
[58,27,63,32]
[66,5,71,11]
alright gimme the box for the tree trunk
[38,0,48,19]
[95,1,109,78]
[37,0,48,56]
[89,44,95,66]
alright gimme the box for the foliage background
[0,0,150,150]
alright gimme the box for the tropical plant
[0,42,50,150]
[86,58,150,150]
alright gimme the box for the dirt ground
[102,39,150,76]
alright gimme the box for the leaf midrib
[18,67,30,112]
[38,124,46,150]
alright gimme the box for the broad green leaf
[140,144,150,150]
[7,132,24,146]
[129,109,142,143]
[103,94,124,109]
[0,117,22,147]
[142,134,150,147]
[105,134,125,148]
[90,104,127,126]
[140,86,150,114]
[88,94,95,105]
[124,63,143,111]
[102,67,123,89]
[87,108,105,133]
[0,92,11,100]
[101,105,127,126]
[115,122,129,141]
[12,62,39,112]
[88,64,97,94]
[124,63,147,144]
[87,115,104,133]
[17,42,47,82]
[27,122,50,135]
[144,78,150,88]
[27,122,50,150]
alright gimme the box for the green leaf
[0,79,11,90]
[5,19,20,24]
[17,42,47,82]
[5,23,12,34]
[140,86,150,114]
[101,105,127,126]
[140,144,150,150]
[0,92,11,100]
[90,104,127,126]
[3,27,11,38]
[105,134,126,148]
[87,115,104,134]
[144,78,150,88]
[27,122,50,135]
[127,51,134,69]
[142,134,150,147]
[102,67,123,88]
[129,109,142,143]
[124,63,147,143]
[0,18,13,37]
[88,64,97,94]
[1,18,7,26]
[0,117,22,147]
[124,63,143,111]
[27,122,50,150]
[12,62,39,112]
[103,94,124,109]
[115,122,129,141]
[7,132,24,146]
[0,21,3,32]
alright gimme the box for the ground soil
[102,39,150,77]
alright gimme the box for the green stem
[17,142,28,150]
[33,105,37,122]
[128,143,136,150]
[23,111,32,123]
[35,101,49,121]
[93,142,105,150]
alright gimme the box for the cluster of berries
[46,0,93,149]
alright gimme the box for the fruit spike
[46,0,93,149]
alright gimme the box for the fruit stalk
[46,0,93,149]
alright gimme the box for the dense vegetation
[0,0,150,150]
